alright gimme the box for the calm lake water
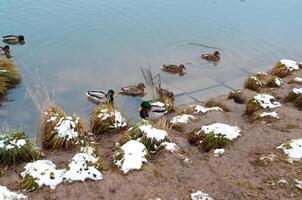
[1,0,302,136]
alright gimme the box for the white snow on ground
[277,179,288,185]
[64,146,103,182]
[20,160,65,190]
[274,77,283,86]
[280,59,300,71]
[115,140,148,174]
[191,191,213,200]
[213,148,225,157]
[201,123,241,141]
[54,117,79,140]
[0,137,27,150]
[139,124,168,141]
[161,142,179,153]
[292,88,302,95]
[259,154,277,162]
[259,111,279,119]
[253,94,281,109]
[97,109,127,128]
[0,186,27,200]
[195,105,223,114]
[170,114,195,124]
[294,77,302,82]
[257,72,268,75]
[294,179,302,190]
[277,139,302,163]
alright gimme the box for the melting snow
[294,77,302,82]
[201,123,241,141]
[0,137,27,150]
[277,139,302,163]
[97,109,127,128]
[294,179,302,190]
[195,105,223,114]
[20,160,65,190]
[64,146,103,182]
[115,140,147,174]
[214,148,225,157]
[274,77,283,86]
[292,88,302,95]
[170,114,195,124]
[260,111,279,119]
[0,186,27,200]
[161,142,179,153]
[280,59,300,71]
[54,117,79,140]
[191,191,213,200]
[139,125,168,141]
[253,94,281,109]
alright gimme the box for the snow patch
[139,124,168,141]
[161,142,179,153]
[201,123,241,141]
[294,179,302,190]
[170,114,195,124]
[280,59,300,71]
[253,94,281,109]
[260,111,279,119]
[292,88,302,95]
[191,191,213,200]
[0,186,27,200]
[54,117,79,140]
[195,105,223,114]
[274,77,283,86]
[294,77,302,82]
[114,140,147,174]
[214,148,225,157]
[277,139,302,163]
[0,136,27,150]
[97,109,127,128]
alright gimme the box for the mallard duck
[140,101,167,120]
[156,86,174,101]
[161,64,186,76]
[0,45,11,58]
[2,35,25,44]
[86,89,114,103]
[119,83,146,96]
[201,51,220,61]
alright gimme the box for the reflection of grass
[0,132,40,165]
[271,62,291,78]
[228,90,246,104]
[0,59,21,96]
[205,99,229,112]
[198,132,229,152]
[42,106,84,150]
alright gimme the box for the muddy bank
[1,66,302,200]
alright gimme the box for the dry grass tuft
[198,132,229,152]
[187,128,204,146]
[245,98,262,115]
[205,99,230,112]
[152,118,172,132]
[284,91,301,103]
[0,131,40,165]
[228,90,246,104]
[244,76,263,92]
[294,95,302,109]
[0,59,21,96]
[271,62,291,78]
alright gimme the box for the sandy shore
[1,67,302,200]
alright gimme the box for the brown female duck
[161,64,186,76]
[201,51,220,62]
[119,83,146,96]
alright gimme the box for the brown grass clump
[244,76,263,92]
[271,62,291,78]
[187,128,204,146]
[198,132,229,152]
[90,103,127,136]
[294,95,302,109]
[245,98,262,115]
[42,106,84,150]
[205,99,230,112]
[284,91,300,103]
[0,59,21,96]
[266,76,283,88]
[228,90,246,104]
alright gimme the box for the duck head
[138,83,146,90]
[179,64,186,71]
[18,35,25,42]
[214,51,220,56]
[107,89,115,103]
[141,101,151,109]
[3,45,10,51]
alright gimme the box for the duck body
[201,51,220,62]
[2,35,25,44]
[140,101,167,120]
[119,83,146,96]
[0,45,11,58]
[156,87,174,101]
[161,64,186,75]
[86,89,114,103]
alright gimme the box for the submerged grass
[0,131,40,165]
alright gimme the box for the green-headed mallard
[140,101,167,120]
[2,35,25,45]
[86,89,114,103]
[161,64,186,76]
[0,45,11,58]
[201,51,220,61]
[119,83,146,96]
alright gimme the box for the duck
[201,51,220,62]
[0,45,11,58]
[156,86,174,101]
[2,35,25,44]
[139,101,167,120]
[161,64,186,76]
[119,83,146,96]
[86,89,114,104]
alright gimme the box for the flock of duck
[1,34,221,121]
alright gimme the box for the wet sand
[1,68,302,200]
